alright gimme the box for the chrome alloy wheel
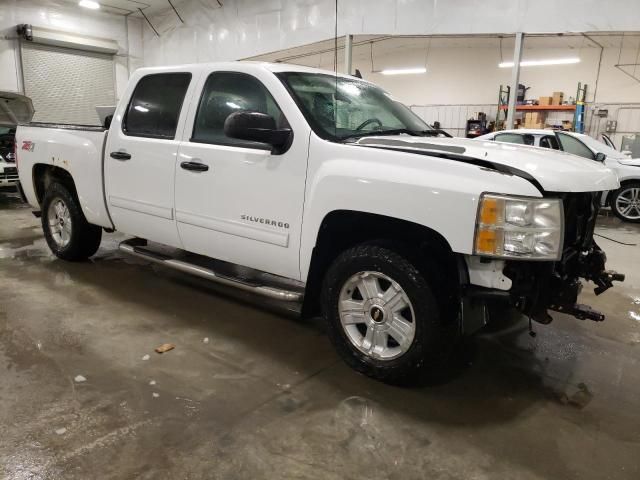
[47,198,72,248]
[615,186,640,221]
[338,271,416,361]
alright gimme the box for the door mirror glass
[224,111,292,151]
[595,152,607,162]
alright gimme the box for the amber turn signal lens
[475,229,498,255]
[479,197,499,225]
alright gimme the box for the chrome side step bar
[118,240,303,302]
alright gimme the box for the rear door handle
[110,151,131,161]
[180,161,209,172]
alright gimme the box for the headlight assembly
[474,194,564,260]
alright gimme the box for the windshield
[576,133,624,158]
[277,72,432,141]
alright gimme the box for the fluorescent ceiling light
[79,0,100,9]
[499,57,580,68]
[380,67,427,75]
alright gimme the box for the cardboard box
[539,96,553,106]
[552,91,564,105]
[531,112,543,123]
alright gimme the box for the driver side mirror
[595,152,606,162]
[224,111,292,153]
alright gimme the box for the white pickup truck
[16,62,624,384]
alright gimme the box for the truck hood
[0,91,34,126]
[355,135,619,193]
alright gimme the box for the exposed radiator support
[16,24,119,55]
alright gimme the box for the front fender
[299,140,542,281]
[614,162,640,183]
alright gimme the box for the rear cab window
[123,73,192,139]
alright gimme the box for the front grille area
[0,166,18,182]
[560,192,599,252]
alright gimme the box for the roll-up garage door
[21,42,115,126]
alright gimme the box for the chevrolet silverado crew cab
[16,62,624,384]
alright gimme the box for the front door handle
[180,161,209,172]
[110,151,131,161]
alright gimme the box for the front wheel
[321,244,458,385]
[42,182,102,261]
[611,182,640,223]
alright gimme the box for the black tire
[321,244,459,386]
[41,182,102,261]
[611,182,640,223]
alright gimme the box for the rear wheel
[321,244,458,385]
[612,182,640,223]
[42,182,102,261]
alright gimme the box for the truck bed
[16,124,113,229]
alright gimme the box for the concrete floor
[1,190,639,480]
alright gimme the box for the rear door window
[494,133,534,146]
[556,133,595,160]
[123,73,192,139]
[539,135,560,150]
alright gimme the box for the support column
[506,32,524,129]
[344,34,353,75]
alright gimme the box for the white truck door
[174,70,309,280]
[105,70,196,247]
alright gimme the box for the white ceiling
[248,33,640,64]
[61,0,188,16]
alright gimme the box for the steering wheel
[356,118,383,131]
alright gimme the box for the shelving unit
[496,83,586,132]
[498,105,576,111]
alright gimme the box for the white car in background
[476,129,640,223]
[0,92,34,193]
[0,127,18,191]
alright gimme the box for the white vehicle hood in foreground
[356,135,619,193]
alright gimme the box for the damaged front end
[504,192,624,324]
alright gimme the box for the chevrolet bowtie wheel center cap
[370,306,385,323]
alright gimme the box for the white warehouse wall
[296,38,640,106]
[0,0,143,100]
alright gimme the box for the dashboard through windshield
[277,72,432,141]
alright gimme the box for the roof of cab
[133,61,363,82]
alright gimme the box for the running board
[118,240,303,302]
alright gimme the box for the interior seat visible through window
[539,135,560,150]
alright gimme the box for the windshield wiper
[341,128,420,141]
[421,129,453,138]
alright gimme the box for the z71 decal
[21,141,35,152]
